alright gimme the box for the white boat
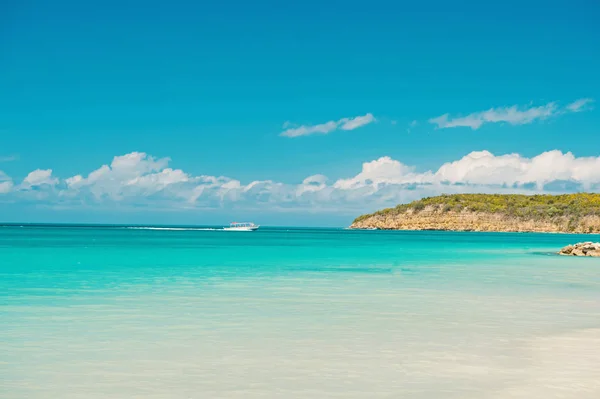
[223,222,259,231]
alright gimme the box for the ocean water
[2,225,600,398]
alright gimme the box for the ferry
[223,222,259,231]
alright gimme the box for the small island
[351,193,600,233]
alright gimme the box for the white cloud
[2,150,600,214]
[280,113,375,137]
[0,171,12,195]
[339,113,376,130]
[323,150,600,211]
[429,102,557,130]
[334,157,425,190]
[432,150,600,190]
[125,168,189,191]
[280,121,338,138]
[21,169,58,188]
[566,98,594,113]
[296,174,328,196]
[64,152,179,200]
[0,181,13,194]
[429,98,593,130]
[0,155,19,162]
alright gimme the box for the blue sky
[1,0,599,226]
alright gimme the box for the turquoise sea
[2,225,600,398]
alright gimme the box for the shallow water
[2,226,600,398]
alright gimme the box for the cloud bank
[429,98,593,130]
[2,150,600,215]
[281,113,376,137]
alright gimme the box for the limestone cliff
[351,194,600,233]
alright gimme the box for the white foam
[124,227,221,231]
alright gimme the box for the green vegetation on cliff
[354,193,600,226]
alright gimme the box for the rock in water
[559,242,600,257]
[560,245,574,255]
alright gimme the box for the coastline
[350,210,600,234]
[351,194,600,234]
[347,226,600,235]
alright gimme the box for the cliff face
[351,206,600,234]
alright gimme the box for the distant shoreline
[352,193,600,234]
[4,223,600,237]
[346,226,600,235]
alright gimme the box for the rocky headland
[351,193,600,234]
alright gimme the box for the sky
[1,0,599,226]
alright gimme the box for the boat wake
[124,227,222,231]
